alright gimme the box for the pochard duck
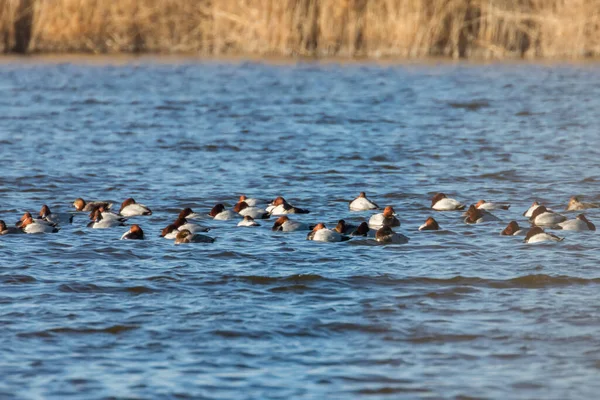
[524,227,564,243]
[431,193,465,211]
[368,206,400,229]
[349,192,379,211]
[121,224,144,240]
[174,229,215,244]
[306,223,350,242]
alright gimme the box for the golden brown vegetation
[1,0,599,59]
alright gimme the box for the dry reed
[1,0,599,59]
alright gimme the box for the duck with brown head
[475,200,510,211]
[170,217,210,234]
[464,205,500,224]
[375,226,409,244]
[523,201,553,217]
[431,193,465,211]
[349,192,379,211]
[87,209,126,229]
[271,216,309,232]
[237,216,260,227]
[350,222,372,237]
[208,204,237,220]
[38,204,74,225]
[307,223,350,242]
[266,196,310,215]
[21,216,59,234]
[73,198,113,212]
[529,205,566,227]
[419,217,440,231]
[178,208,202,220]
[233,201,270,219]
[500,221,524,236]
[333,219,357,234]
[368,206,400,229]
[558,214,596,231]
[524,226,564,243]
[121,224,144,240]
[119,198,152,217]
[238,195,259,207]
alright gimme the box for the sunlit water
[1,59,600,399]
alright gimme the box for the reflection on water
[1,60,600,398]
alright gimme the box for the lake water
[1,58,600,399]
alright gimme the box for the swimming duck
[266,196,310,215]
[368,206,400,229]
[39,205,73,225]
[271,216,309,232]
[238,195,259,207]
[431,193,465,211]
[119,198,152,217]
[464,205,500,224]
[233,201,269,219]
[333,219,357,234]
[21,216,59,234]
[475,200,510,210]
[0,220,22,235]
[87,209,126,229]
[350,222,372,236]
[121,224,144,240]
[349,192,379,211]
[500,221,525,236]
[524,227,564,243]
[565,196,599,211]
[558,214,596,231]
[306,223,350,242]
[529,205,566,226]
[174,229,215,244]
[73,198,112,212]
[375,226,409,244]
[523,201,553,218]
[177,208,203,220]
[208,204,236,220]
[419,217,440,231]
[238,216,260,227]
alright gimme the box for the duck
[121,224,144,240]
[160,224,180,239]
[524,226,564,243]
[0,220,22,235]
[160,219,209,239]
[463,205,500,224]
[529,205,566,226]
[73,198,112,212]
[475,200,510,210]
[90,206,127,222]
[349,192,379,211]
[558,214,596,231]
[350,222,372,237]
[375,226,409,244]
[368,206,400,229]
[174,229,215,244]
[238,216,260,227]
[177,207,203,220]
[39,205,74,225]
[87,209,126,229]
[419,217,440,231]
[172,217,210,233]
[266,196,310,215]
[333,219,357,234]
[233,201,269,219]
[500,221,525,236]
[271,216,309,232]
[208,204,236,220]
[306,223,350,242]
[565,196,599,211]
[431,193,465,211]
[21,216,59,234]
[15,212,55,228]
[238,195,259,207]
[119,198,152,217]
[523,201,553,218]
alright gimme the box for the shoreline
[2,53,600,66]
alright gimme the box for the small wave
[19,324,138,337]
[0,274,36,284]
[447,100,490,111]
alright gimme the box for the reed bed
[1,0,600,59]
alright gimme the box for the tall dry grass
[1,0,600,58]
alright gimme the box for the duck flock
[0,193,596,244]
